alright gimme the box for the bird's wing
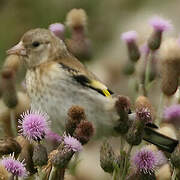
[57,57,113,97]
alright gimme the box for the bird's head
[7,28,69,68]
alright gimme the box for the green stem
[10,109,17,137]
[121,145,133,180]
[156,93,164,125]
[48,166,57,180]
[171,168,177,180]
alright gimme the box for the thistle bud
[74,120,94,145]
[148,16,172,51]
[114,95,131,134]
[49,23,65,40]
[0,137,21,157]
[100,140,116,173]
[51,144,73,168]
[121,31,141,62]
[65,106,86,135]
[1,69,18,108]
[32,144,48,166]
[65,9,92,61]
[123,60,135,75]
[159,38,180,96]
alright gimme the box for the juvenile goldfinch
[7,28,118,136]
[7,28,178,152]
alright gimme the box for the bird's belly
[26,71,117,136]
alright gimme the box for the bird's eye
[32,41,40,48]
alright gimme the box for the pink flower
[132,147,166,174]
[121,31,138,44]
[49,23,65,39]
[46,130,62,143]
[64,134,82,152]
[149,16,172,32]
[1,153,27,177]
[18,109,50,142]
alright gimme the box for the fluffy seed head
[121,31,138,44]
[49,23,65,39]
[66,9,87,28]
[18,109,50,142]
[149,16,172,32]
[63,134,82,152]
[132,147,162,174]
[1,153,27,177]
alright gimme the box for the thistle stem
[10,109,17,137]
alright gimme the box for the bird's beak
[6,41,27,56]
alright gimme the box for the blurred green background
[0,0,177,63]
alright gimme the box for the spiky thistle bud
[0,138,21,157]
[65,106,86,135]
[32,144,48,167]
[74,120,94,144]
[100,140,116,173]
[121,31,141,62]
[148,16,172,50]
[1,69,18,108]
[114,95,131,134]
[159,38,180,96]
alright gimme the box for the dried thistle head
[1,68,18,108]
[74,120,94,144]
[66,106,86,135]
[3,55,21,73]
[159,38,180,96]
[0,138,21,157]
[66,9,87,29]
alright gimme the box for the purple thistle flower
[132,147,164,174]
[1,154,27,177]
[149,16,172,32]
[164,104,180,126]
[46,130,62,143]
[18,109,50,142]
[49,23,65,39]
[140,44,150,56]
[121,31,138,44]
[136,107,152,124]
[64,134,82,152]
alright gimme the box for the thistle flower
[49,23,65,40]
[136,107,152,124]
[63,134,82,152]
[121,31,140,62]
[45,130,62,143]
[149,16,172,32]
[18,109,50,142]
[164,104,180,127]
[148,16,172,50]
[1,153,27,177]
[132,147,165,174]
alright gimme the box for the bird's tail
[143,126,179,153]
